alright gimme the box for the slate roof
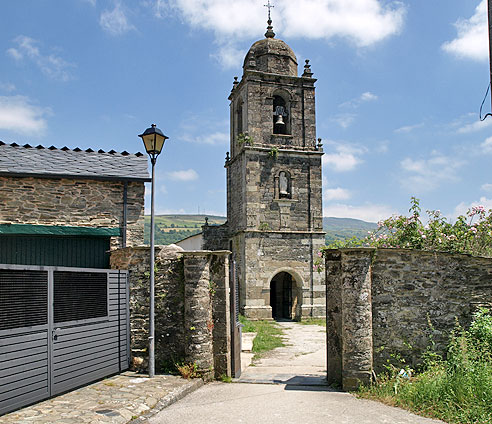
[0,141,151,182]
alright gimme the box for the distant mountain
[143,214,225,245]
[323,217,377,244]
[144,214,377,245]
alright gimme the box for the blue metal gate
[0,265,129,416]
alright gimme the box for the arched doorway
[270,271,297,320]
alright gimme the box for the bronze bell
[275,113,285,126]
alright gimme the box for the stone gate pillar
[325,250,342,386]
[183,252,214,377]
[340,249,374,390]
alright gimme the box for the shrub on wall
[321,197,492,258]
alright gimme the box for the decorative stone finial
[225,151,230,162]
[205,217,209,226]
[232,76,239,92]
[317,138,323,150]
[264,1,275,38]
[265,19,275,38]
[303,59,313,78]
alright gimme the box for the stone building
[204,20,325,320]
[0,141,149,268]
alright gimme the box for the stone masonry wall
[371,249,492,371]
[326,248,492,391]
[242,232,325,319]
[110,246,231,378]
[202,223,230,251]
[0,176,145,247]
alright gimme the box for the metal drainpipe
[122,181,128,248]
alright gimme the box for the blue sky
[1,0,491,222]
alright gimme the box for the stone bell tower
[224,18,325,320]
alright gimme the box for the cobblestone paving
[0,372,202,424]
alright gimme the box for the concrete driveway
[148,321,445,424]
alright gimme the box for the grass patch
[239,314,256,333]
[358,308,492,424]
[239,315,285,359]
[298,318,326,327]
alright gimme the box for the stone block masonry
[326,248,492,391]
[110,246,231,379]
[0,176,145,247]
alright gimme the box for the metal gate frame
[0,264,130,416]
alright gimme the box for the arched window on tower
[273,95,289,135]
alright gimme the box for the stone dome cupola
[242,19,298,77]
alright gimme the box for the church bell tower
[224,18,325,320]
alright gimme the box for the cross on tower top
[264,0,274,21]
[264,0,275,38]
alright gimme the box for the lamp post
[138,124,168,378]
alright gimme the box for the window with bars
[0,270,48,331]
[54,271,108,323]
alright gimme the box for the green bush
[320,197,492,257]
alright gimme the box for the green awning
[0,224,121,237]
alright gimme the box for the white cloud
[480,136,492,153]
[167,168,199,181]
[6,36,75,81]
[323,142,366,172]
[0,95,51,135]
[183,131,229,146]
[481,183,492,192]
[280,0,405,46]
[160,0,405,68]
[323,202,395,223]
[211,43,245,70]
[458,117,492,134]
[453,197,492,218]
[360,92,378,102]
[442,0,488,61]
[339,91,378,109]
[332,113,356,129]
[324,187,351,201]
[394,122,424,133]
[100,3,135,36]
[400,153,465,192]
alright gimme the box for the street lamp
[138,123,168,378]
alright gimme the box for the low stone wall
[110,246,231,378]
[326,248,492,391]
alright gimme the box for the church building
[203,18,325,320]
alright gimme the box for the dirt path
[238,320,327,385]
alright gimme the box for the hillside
[323,217,377,243]
[144,214,376,245]
[143,215,225,245]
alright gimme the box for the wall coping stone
[332,247,491,260]
[181,250,231,257]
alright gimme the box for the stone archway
[269,271,302,320]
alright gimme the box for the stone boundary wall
[202,223,230,251]
[326,248,492,391]
[110,246,231,379]
[0,176,145,247]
